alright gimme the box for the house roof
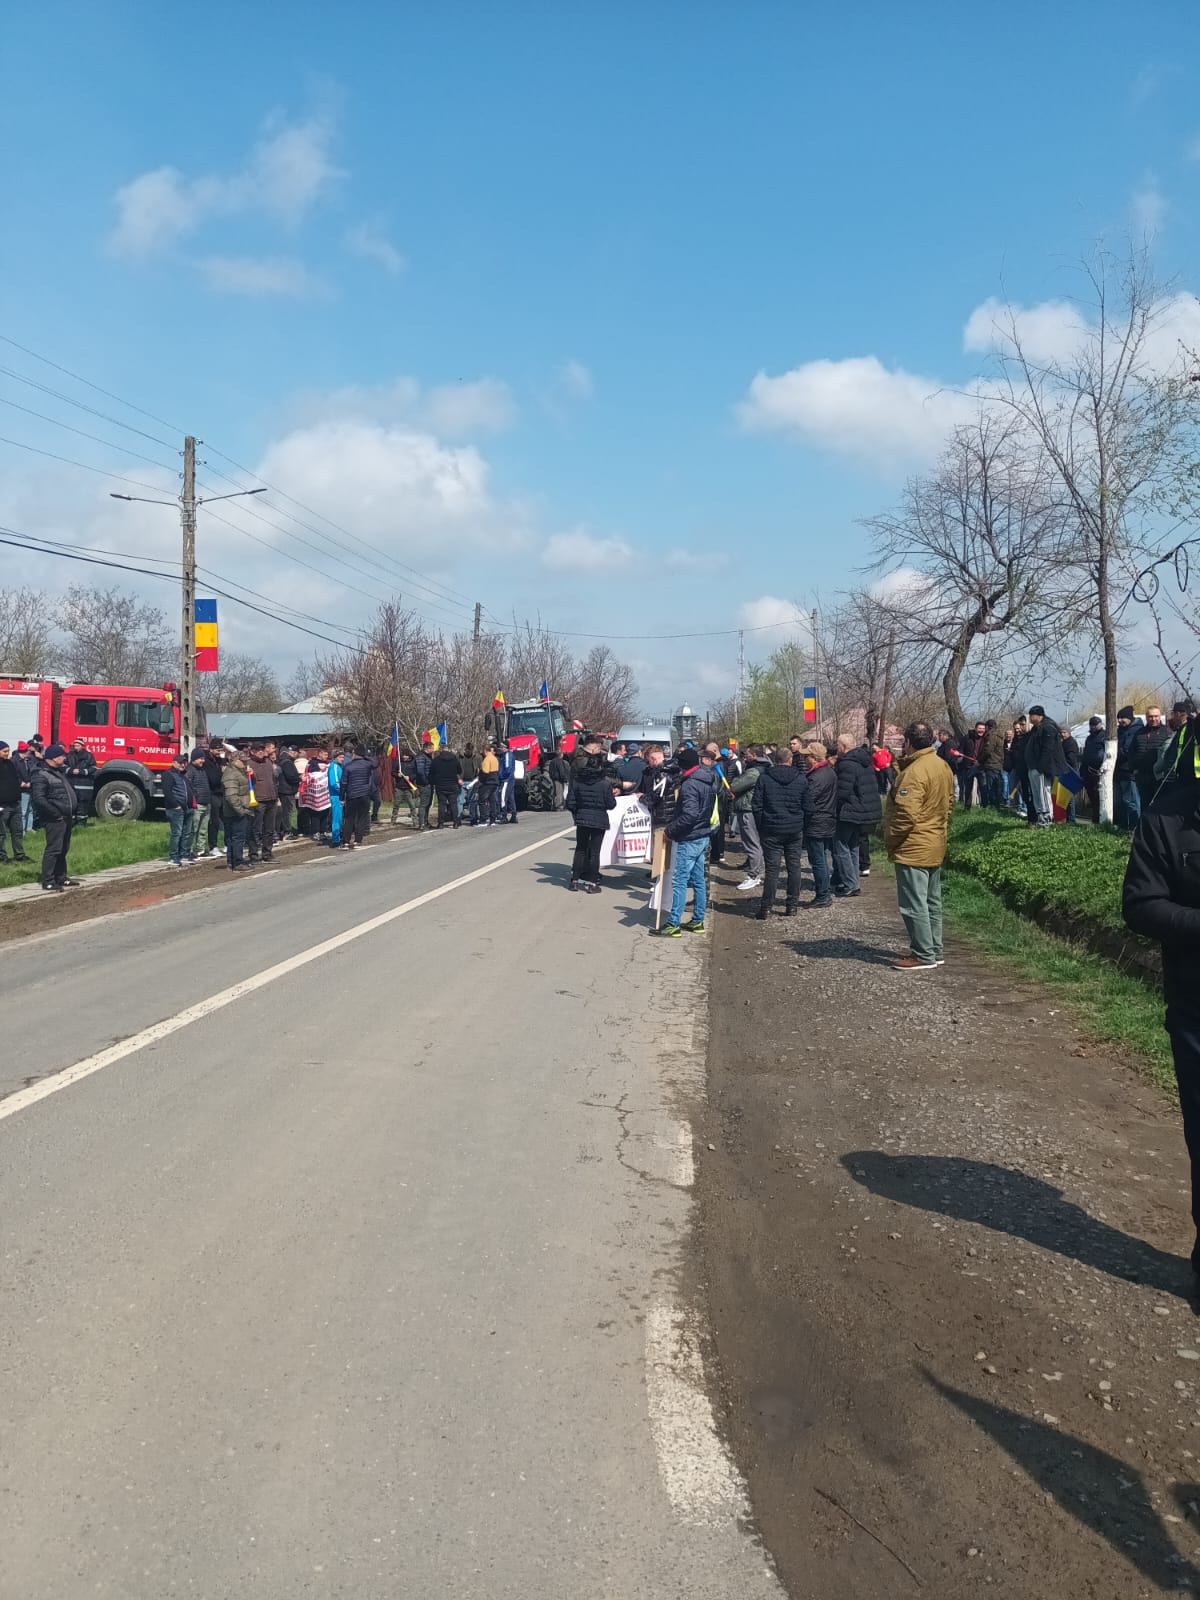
[205,711,336,741]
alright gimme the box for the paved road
[1,818,780,1599]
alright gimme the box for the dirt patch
[698,861,1200,1599]
[0,826,420,944]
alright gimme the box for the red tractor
[485,697,578,805]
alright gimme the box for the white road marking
[653,1120,695,1188]
[645,1301,751,1526]
[0,828,571,1126]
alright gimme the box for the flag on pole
[493,687,506,710]
[1051,766,1083,822]
[802,686,817,723]
[423,722,448,751]
[539,680,549,703]
[387,722,400,761]
[194,597,219,672]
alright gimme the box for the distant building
[206,692,339,747]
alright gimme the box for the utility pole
[810,607,821,727]
[180,436,197,755]
[736,628,745,742]
[877,629,896,750]
[472,601,482,645]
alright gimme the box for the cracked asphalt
[0,818,779,1600]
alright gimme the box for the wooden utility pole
[180,435,197,755]
[877,629,896,749]
[810,607,821,727]
[472,601,482,645]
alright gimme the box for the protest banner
[599,795,654,869]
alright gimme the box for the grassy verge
[0,821,171,891]
[876,852,1173,1093]
[945,808,1132,933]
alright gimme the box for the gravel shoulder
[698,858,1200,1598]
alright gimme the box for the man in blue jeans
[655,745,718,937]
[163,753,191,867]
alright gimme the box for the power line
[0,364,179,451]
[0,433,176,496]
[0,394,180,472]
[0,334,183,436]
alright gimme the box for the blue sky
[3,2,1199,708]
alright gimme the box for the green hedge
[944,810,1134,936]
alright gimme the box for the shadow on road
[842,1151,1193,1299]
[926,1370,1200,1591]
[787,936,898,966]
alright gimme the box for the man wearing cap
[185,747,212,863]
[1080,715,1106,821]
[1114,705,1145,829]
[14,741,36,832]
[0,741,30,864]
[244,741,279,864]
[63,737,97,825]
[1023,705,1066,828]
[276,744,301,841]
[164,752,192,867]
[1157,701,1199,783]
[31,744,81,892]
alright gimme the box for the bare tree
[284,658,327,704]
[865,412,1077,741]
[570,644,636,732]
[0,587,55,675]
[201,652,284,713]
[317,600,432,746]
[982,247,1197,819]
[56,583,175,684]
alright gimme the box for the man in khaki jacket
[884,721,955,971]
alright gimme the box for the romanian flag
[423,722,448,751]
[492,688,506,711]
[194,597,219,672]
[802,686,817,724]
[387,722,400,761]
[1051,766,1083,822]
[538,680,549,703]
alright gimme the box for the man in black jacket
[430,745,463,829]
[63,738,97,824]
[752,748,807,918]
[201,740,226,854]
[1114,706,1145,829]
[31,744,81,892]
[0,741,29,862]
[1080,717,1105,822]
[414,743,434,829]
[1134,706,1171,818]
[833,734,882,897]
[656,746,718,936]
[1123,721,1200,1291]
[801,742,838,907]
[340,745,379,846]
[275,744,301,841]
[1024,705,1065,827]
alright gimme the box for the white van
[614,721,674,752]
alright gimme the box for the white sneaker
[208,847,223,858]
[861,867,871,876]
[737,877,761,891]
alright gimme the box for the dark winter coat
[666,763,718,843]
[341,754,379,801]
[202,749,226,797]
[164,768,190,810]
[801,762,838,839]
[460,755,479,783]
[751,762,808,837]
[976,726,1006,771]
[1006,731,1028,776]
[430,749,463,792]
[1081,729,1107,773]
[412,752,433,786]
[638,763,673,825]
[1061,735,1081,772]
[1123,774,1200,1010]
[1024,716,1066,778]
[31,764,76,822]
[1115,718,1144,780]
[616,755,646,791]
[277,754,300,797]
[186,763,212,807]
[245,755,278,803]
[64,748,97,782]
[548,754,571,786]
[834,745,882,828]
[0,758,20,806]
[221,762,251,819]
[565,762,617,830]
[730,758,768,815]
[1135,724,1172,784]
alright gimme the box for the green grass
[0,820,171,891]
[875,850,1174,1094]
[945,808,1133,934]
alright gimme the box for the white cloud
[739,356,973,462]
[199,256,325,298]
[290,374,516,437]
[557,360,594,401]
[1132,177,1167,237]
[870,566,934,605]
[541,529,633,574]
[736,596,810,639]
[344,219,406,276]
[109,113,342,259]
[965,290,1200,375]
[663,548,729,574]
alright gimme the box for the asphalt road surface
[0,817,780,1600]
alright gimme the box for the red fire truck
[484,697,578,803]
[0,676,199,819]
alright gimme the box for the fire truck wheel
[96,780,147,822]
